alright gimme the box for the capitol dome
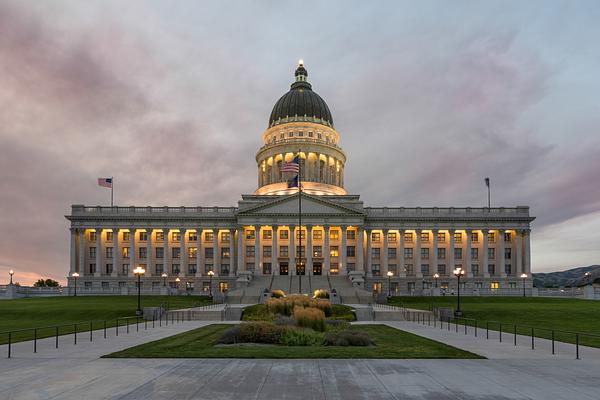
[268,62,334,128]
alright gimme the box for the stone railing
[257,137,344,153]
[71,205,238,216]
[366,206,530,218]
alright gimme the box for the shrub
[293,306,326,332]
[217,326,241,344]
[239,322,288,344]
[242,304,274,322]
[324,330,373,346]
[271,289,286,298]
[313,289,329,299]
[274,314,295,326]
[279,328,325,346]
[325,319,351,331]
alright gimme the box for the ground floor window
[407,282,415,292]
[373,282,382,294]
[509,282,517,289]
[202,281,210,292]
[505,264,512,274]
[205,264,213,273]
[475,282,483,289]
[221,264,230,275]
[188,264,197,274]
[219,282,229,293]
[263,263,271,275]
[246,262,255,272]
[101,281,109,289]
[85,281,92,288]
[390,282,399,293]
[152,281,160,289]
[490,281,500,290]
[372,264,380,276]
[172,264,180,274]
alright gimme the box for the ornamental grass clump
[279,328,325,346]
[271,289,285,298]
[293,306,326,332]
[266,296,333,317]
[313,289,329,299]
[324,330,373,346]
[238,322,289,344]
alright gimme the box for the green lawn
[0,296,212,344]
[388,296,600,347]
[104,323,482,359]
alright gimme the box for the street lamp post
[161,272,168,287]
[433,273,440,288]
[387,271,393,297]
[133,266,146,315]
[9,269,14,285]
[175,277,181,292]
[584,271,592,286]
[207,270,215,298]
[520,273,528,297]
[71,272,79,296]
[453,267,465,316]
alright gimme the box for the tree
[33,279,60,287]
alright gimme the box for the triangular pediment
[237,194,364,216]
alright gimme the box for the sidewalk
[364,319,600,360]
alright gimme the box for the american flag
[281,157,300,173]
[98,177,113,188]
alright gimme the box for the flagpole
[298,150,302,294]
[111,176,114,207]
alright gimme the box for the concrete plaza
[1,319,600,399]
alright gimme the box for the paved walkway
[2,319,600,399]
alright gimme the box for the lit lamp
[433,273,440,288]
[133,266,146,315]
[584,271,592,286]
[175,277,181,290]
[161,272,168,287]
[71,272,79,296]
[9,269,14,285]
[207,270,215,298]
[453,267,465,316]
[520,273,528,297]
[387,271,393,297]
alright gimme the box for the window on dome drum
[313,246,322,257]
[330,246,339,257]
[221,248,230,258]
[189,247,197,258]
[263,246,272,258]
[155,248,163,259]
[156,232,164,242]
[388,248,396,259]
[280,246,289,257]
[437,232,446,243]
[313,230,322,240]
[205,248,213,259]
[388,232,397,242]
[421,232,429,242]
[262,229,272,240]
[504,232,512,242]
[437,248,446,259]
[371,232,380,243]
[139,232,147,241]
[471,232,479,242]
[404,232,413,242]
[123,232,130,242]
[171,247,180,259]
[106,231,113,242]
[488,248,495,259]
[280,229,289,240]
[330,230,339,240]
[347,246,356,257]
[347,230,356,240]
[204,232,213,242]
[404,248,413,259]
[421,248,429,260]
[454,248,462,260]
[454,232,462,243]
[372,248,380,259]
[471,248,478,260]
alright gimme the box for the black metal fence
[399,306,600,360]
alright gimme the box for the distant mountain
[533,265,600,288]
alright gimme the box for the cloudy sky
[1,0,599,285]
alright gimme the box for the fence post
[104,320,107,339]
[474,320,477,337]
[145,319,147,330]
[531,328,534,350]
[455,319,458,333]
[127,319,129,334]
[34,329,37,353]
[56,326,59,348]
[74,324,77,345]
[136,317,139,332]
[90,322,93,342]
[576,333,579,360]
[464,320,467,335]
[552,330,555,355]
[116,319,119,336]
[8,332,11,358]
[486,322,489,339]
[514,324,517,346]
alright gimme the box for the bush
[313,289,329,299]
[293,306,326,332]
[274,314,295,326]
[217,326,241,344]
[324,330,373,346]
[279,329,325,346]
[271,289,286,298]
[242,304,274,322]
[325,319,351,331]
[239,322,288,344]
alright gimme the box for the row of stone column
[259,154,344,187]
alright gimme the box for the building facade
[66,62,534,296]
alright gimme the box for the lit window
[404,232,413,243]
[330,230,340,240]
[471,232,479,242]
[437,232,446,243]
[189,247,198,258]
[222,232,230,242]
[155,232,164,241]
[106,231,114,242]
[280,230,289,240]
[189,231,198,241]
[172,232,180,242]
[313,246,322,257]
[204,232,214,242]
[139,231,148,241]
[454,232,462,243]
[490,282,500,290]
[313,230,323,240]
[221,248,230,258]
[262,230,272,240]
[371,232,380,243]
[387,232,397,242]
[420,232,429,242]
[347,230,356,240]
[330,246,339,257]
[488,232,496,243]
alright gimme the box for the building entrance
[280,262,288,275]
[313,263,322,275]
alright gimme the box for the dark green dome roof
[269,63,334,128]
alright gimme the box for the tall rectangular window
[330,230,340,241]
[421,248,429,260]
[504,264,512,274]
[122,247,129,258]
[454,248,462,260]
[372,248,380,259]
[280,230,289,240]
[138,247,147,259]
[204,231,214,242]
[488,232,496,243]
[421,264,430,275]
[437,232,446,243]
[205,247,213,259]
[505,248,512,259]
[155,231,164,241]
[330,246,339,257]
[404,232,413,243]
[263,246,272,258]
[105,264,112,274]
[246,246,255,257]
[262,229,272,240]
[347,245,356,257]
[488,264,495,275]
[89,247,96,258]
[172,264,180,274]
[156,264,163,274]
[189,247,198,259]
[371,264,381,276]
[504,232,512,242]
[312,246,322,257]
[221,231,230,242]
[471,248,478,260]
[371,232,380,243]
[420,231,429,242]
[188,264,197,274]
[280,246,289,257]
[139,231,148,241]
[106,247,113,259]
[405,264,414,275]
[221,248,230,258]
[123,231,130,242]
[404,248,413,259]
[106,231,114,242]
[437,248,446,260]
[347,230,356,240]
[155,247,164,258]
[189,231,198,241]
[313,230,322,240]
[472,264,479,276]
[121,264,129,274]
[437,264,446,275]
[89,263,96,274]
[388,248,396,259]
[488,248,495,259]
[89,231,97,242]
[172,232,180,242]
[171,247,180,259]
[246,230,255,240]
[471,232,479,242]
[454,232,462,243]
